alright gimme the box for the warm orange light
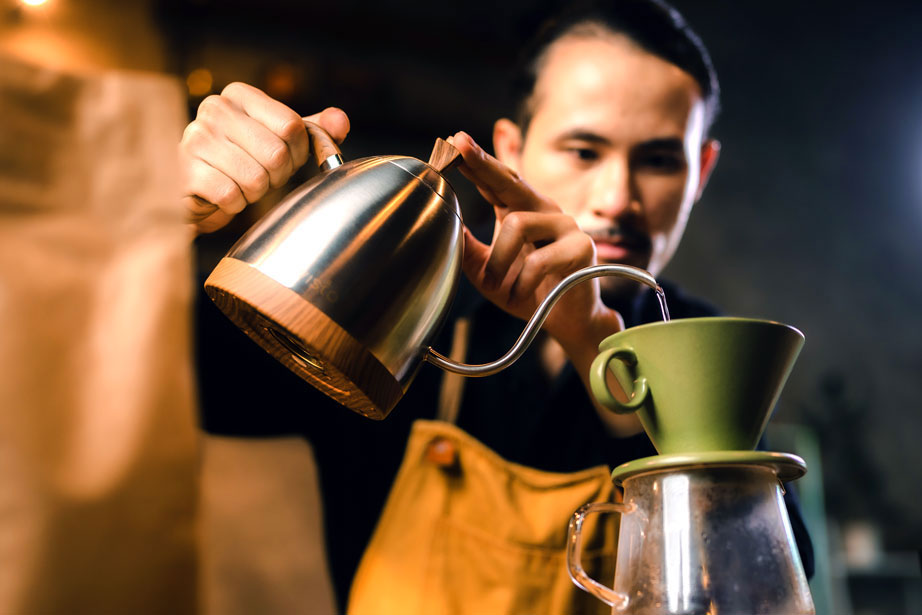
[264,63,299,101]
[20,0,49,7]
[186,68,214,98]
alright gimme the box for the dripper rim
[606,316,804,341]
[610,450,807,485]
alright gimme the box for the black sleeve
[757,435,815,580]
[782,483,816,579]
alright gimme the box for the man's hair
[511,0,720,134]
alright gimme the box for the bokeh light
[186,68,213,98]
[264,62,299,102]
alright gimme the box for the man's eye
[637,153,685,172]
[567,148,599,161]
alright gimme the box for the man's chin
[596,253,653,301]
[599,275,646,304]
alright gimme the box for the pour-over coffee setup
[569,318,814,614]
[204,126,815,614]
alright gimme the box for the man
[184,0,812,610]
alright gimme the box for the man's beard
[585,225,653,306]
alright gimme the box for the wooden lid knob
[428,137,461,173]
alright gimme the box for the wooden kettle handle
[303,120,343,170]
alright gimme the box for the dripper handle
[303,120,343,171]
[591,347,649,414]
[567,502,632,610]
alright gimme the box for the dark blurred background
[9,0,921,612]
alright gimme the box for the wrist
[555,308,644,439]
[555,306,624,361]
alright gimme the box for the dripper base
[610,450,807,485]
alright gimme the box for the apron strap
[435,317,470,425]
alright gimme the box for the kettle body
[205,154,463,419]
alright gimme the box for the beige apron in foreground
[198,435,338,615]
[0,55,197,614]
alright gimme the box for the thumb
[303,107,351,143]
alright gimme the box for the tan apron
[0,55,198,614]
[348,319,617,615]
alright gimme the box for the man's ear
[492,118,524,173]
[695,138,721,201]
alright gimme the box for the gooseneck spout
[424,264,660,377]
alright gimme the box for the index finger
[451,131,560,214]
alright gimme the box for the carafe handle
[567,501,632,611]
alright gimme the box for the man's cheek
[660,188,688,222]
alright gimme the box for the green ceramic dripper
[590,317,805,454]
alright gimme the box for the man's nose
[588,159,639,220]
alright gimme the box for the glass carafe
[568,463,814,614]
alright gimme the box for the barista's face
[494,32,720,295]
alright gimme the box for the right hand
[450,132,624,354]
[180,82,350,233]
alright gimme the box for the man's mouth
[585,227,651,261]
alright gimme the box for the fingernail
[457,131,474,149]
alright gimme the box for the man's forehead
[530,32,705,140]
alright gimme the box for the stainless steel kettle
[205,123,659,419]
[205,124,465,419]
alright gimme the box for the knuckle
[221,81,250,97]
[181,120,214,147]
[180,122,203,149]
[239,166,270,197]
[525,250,551,276]
[197,94,227,118]
[571,237,596,269]
[263,143,291,174]
[212,181,244,214]
[503,211,526,234]
[277,116,305,143]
